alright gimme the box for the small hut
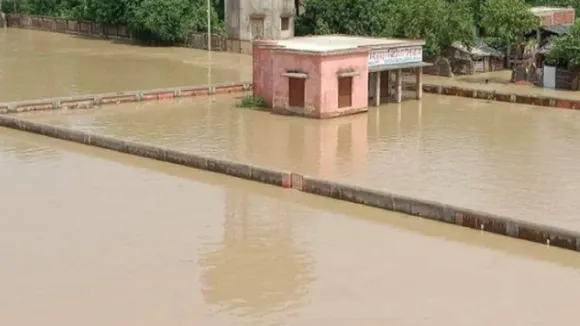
[447,39,505,75]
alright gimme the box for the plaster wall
[319,52,369,117]
[271,52,322,116]
[252,44,276,108]
[226,0,295,41]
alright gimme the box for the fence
[5,14,240,52]
[185,32,228,51]
[6,14,130,39]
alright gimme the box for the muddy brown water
[23,93,580,232]
[1,127,580,326]
[0,28,252,102]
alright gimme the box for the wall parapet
[3,82,580,114]
[0,115,578,253]
[0,82,248,114]
[421,84,580,110]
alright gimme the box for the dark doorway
[338,77,353,108]
[380,71,390,101]
[288,77,305,107]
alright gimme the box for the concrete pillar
[395,69,402,103]
[416,67,423,100]
[374,71,381,106]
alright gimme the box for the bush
[546,21,580,68]
[1,0,17,13]
[126,0,223,44]
[127,0,198,44]
[237,94,266,109]
[5,0,224,44]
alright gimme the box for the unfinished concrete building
[225,0,295,54]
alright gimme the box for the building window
[250,17,265,39]
[338,77,353,108]
[288,77,305,108]
[281,17,290,31]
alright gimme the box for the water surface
[24,93,580,231]
[0,28,251,101]
[1,127,580,325]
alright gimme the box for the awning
[368,61,433,72]
[541,24,571,36]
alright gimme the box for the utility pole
[0,0,5,28]
[207,0,211,52]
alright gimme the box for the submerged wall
[0,113,579,253]
[0,83,249,114]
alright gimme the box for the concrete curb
[1,115,579,253]
[0,83,246,114]
[422,84,580,110]
[3,82,580,115]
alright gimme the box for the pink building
[253,35,430,119]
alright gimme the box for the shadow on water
[3,126,580,270]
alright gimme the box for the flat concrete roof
[272,35,425,53]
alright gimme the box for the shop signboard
[368,46,423,67]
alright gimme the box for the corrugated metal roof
[541,24,571,35]
[452,39,505,58]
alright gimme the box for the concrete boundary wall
[421,84,580,110]
[3,82,580,115]
[5,14,251,54]
[0,115,578,253]
[0,83,249,114]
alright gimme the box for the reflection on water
[200,188,314,322]
[0,28,251,101]
[1,128,580,326]
[25,93,580,231]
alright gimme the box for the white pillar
[396,69,402,103]
[416,67,423,99]
[374,71,381,106]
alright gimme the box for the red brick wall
[539,9,575,26]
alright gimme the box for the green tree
[295,0,391,36]
[296,0,475,57]
[386,0,476,56]
[127,0,221,44]
[546,20,580,67]
[85,0,131,24]
[19,0,62,16]
[481,0,538,46]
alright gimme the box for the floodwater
[0,28,252,102]
[24,93,580,231]
[2,127,580,326]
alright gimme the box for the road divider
[0,114,578,253]
[0,82,248,113]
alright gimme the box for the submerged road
[23,92,580,232]
[1,128,580,326]
[0,28,252,101]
